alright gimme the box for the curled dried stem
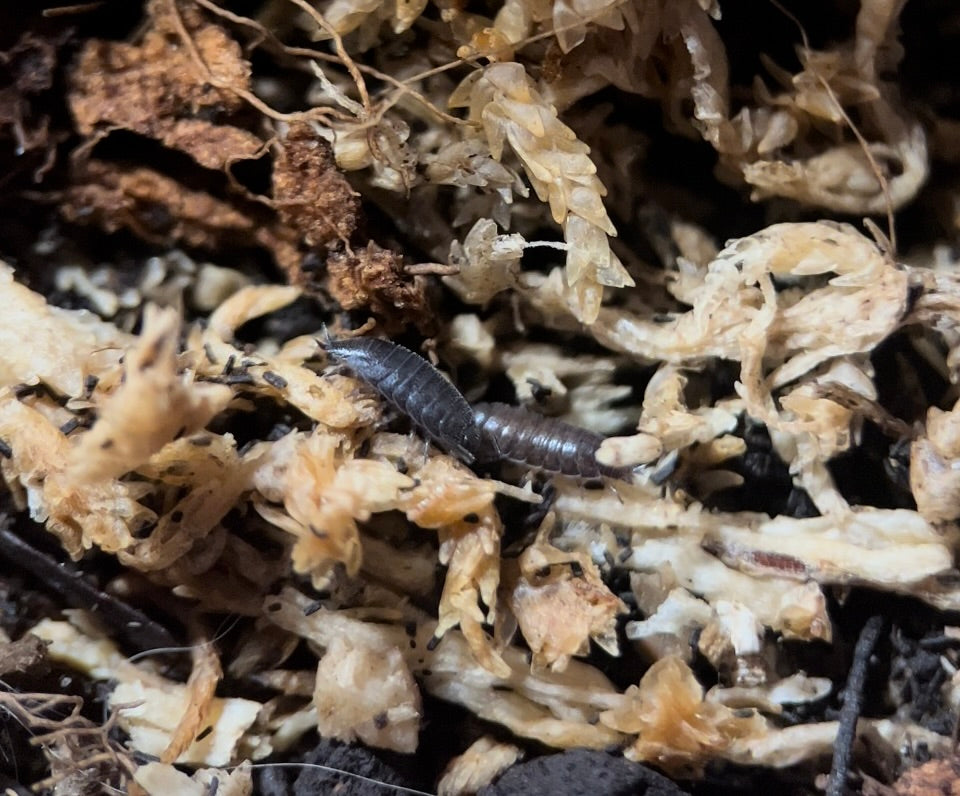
[769,0,897,255]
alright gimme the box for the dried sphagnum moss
[5,0,960,792]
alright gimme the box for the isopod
[472,402,634,480]
[322,337,483,463]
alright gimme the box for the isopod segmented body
[472,402,633,480]
[322,337,483,464]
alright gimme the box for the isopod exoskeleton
[472,401,634,480]
[322,337,483,464]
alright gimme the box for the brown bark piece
[68,0,263,169]
[60,160,300,270]
[272,122,360,252]
[326,242,435,334]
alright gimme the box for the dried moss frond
[451,62,634,323]
[600,656,767,776]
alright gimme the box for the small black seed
[262,370,288,389]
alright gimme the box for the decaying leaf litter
[2,0,960,793]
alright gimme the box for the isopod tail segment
[471,401,637,482]
[320,336,484,464]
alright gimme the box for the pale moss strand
[314,0,428,39]
[452,62,634,324]
[492,0,636,54]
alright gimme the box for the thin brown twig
[295,45,473,127]
[193,0,472,127]
[0,692,85,729]
[283,0,372,112]
[813,383,914,439]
